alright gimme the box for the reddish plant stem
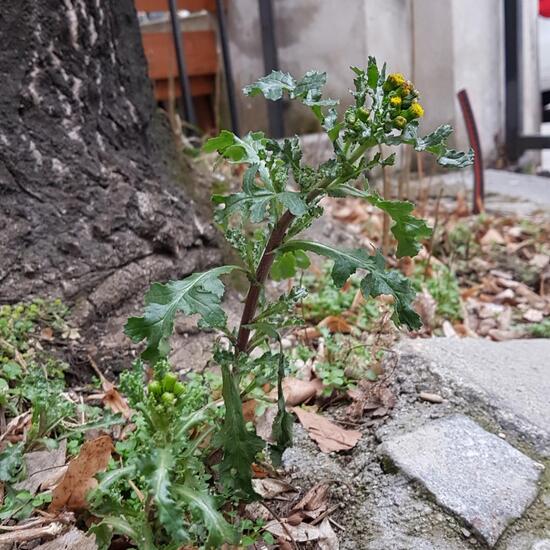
[236,210,295,353]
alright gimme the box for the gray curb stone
[378,414,543,547]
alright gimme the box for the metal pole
[457,89,484,214]
[258,0,285,138]
[215,0,240,135]
[504,0,521,162]
[168,0,197,128]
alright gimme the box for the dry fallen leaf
[40,327,54,341]
[318,315,352,334]
[264,519,323,543]
[49,435,113,512]
[480,228,505,246]
[15,440,67,494]
[279,377,324,407]
[318,518,339,550]
[413,289,437,330]
[255,405,278,443]
[292,408,361,453]
[102,381,132,419]
[252,478,296,499]
[33,528,97,550]
[292,482,329,512]
[523,309,544,323]
[242,399,257,424]
[295,326,322,341]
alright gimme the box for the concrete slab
[379,414,543,547]
[398,338,550,456]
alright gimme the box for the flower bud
[383,73,406,92]
[405,102,424,120]
[393,116,408,129]
[162,373,177,392]
[357,107,370,122]
[345,109,357,125]
[389,96,402,108]
[148,380,162,396]
[161,392,176,406]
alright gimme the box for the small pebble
[419,391,444,403]
[498,432,506,439]
[461,528,471,538]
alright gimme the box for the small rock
[461,528,472,538]
[419,392,444,404]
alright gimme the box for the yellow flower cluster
[408,102,424,119]
[384,71,424,129]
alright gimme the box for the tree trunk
[0,0,220,325]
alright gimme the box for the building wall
[225,0,540,165]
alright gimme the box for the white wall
[224,0,540,166]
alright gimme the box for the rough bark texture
[0,0,220,324]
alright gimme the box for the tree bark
[0,0,220,324]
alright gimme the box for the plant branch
[236,211,295,353]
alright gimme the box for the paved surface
[379,414,543,547]
[398,338,550,456]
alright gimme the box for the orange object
[135,0,217,12]
[136,2,220,131]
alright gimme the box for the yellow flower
[390,96,402,107]
[388,73,406,88]
[409,102,424,118]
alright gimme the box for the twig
[0,522,64,543]
[329,517,345,531]
[259,501,298,550]
[311,503,340,526]
[423,188,444,280]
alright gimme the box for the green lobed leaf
[279,240,421,329]
[174,485,238,548]
[217,363,264,501]
[366,194,432,257]
[125,266,239,364]
[204,131,272,185]
[243,70,337,124]
[142,448,190,543]
[213,188,307,226]
[270,250,310,281]
[387,122,474,168]
[243,70,296,100]
[328,185,431,258]
[270,353,293,466]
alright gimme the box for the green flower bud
[345,109,357,126]
[393,116,408,129]
[162,373,178,392]
[161,392,176,406]
[148,380,162,396]
[173,381,185,397]
[356,107,370,122]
